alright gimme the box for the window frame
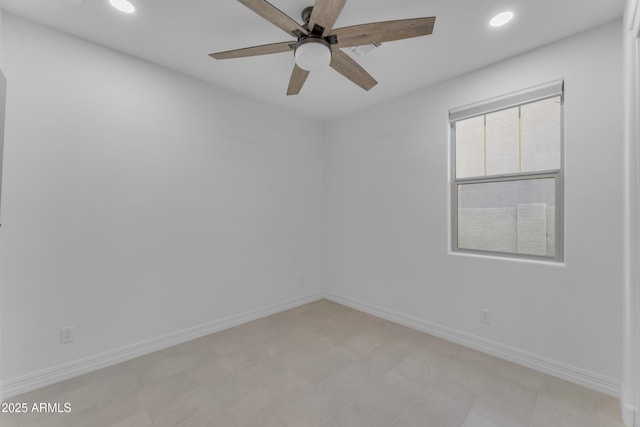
[449,81,565,262]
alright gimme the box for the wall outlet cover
[481,309,492,324]
[60,326,75,344]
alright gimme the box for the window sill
[449,249,566,267]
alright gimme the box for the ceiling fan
[210,0,436,95]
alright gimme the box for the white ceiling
[0,0,625,120]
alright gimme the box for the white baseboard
[623,403,636,426]
[622,388,638,426]
[0,293,324,401]
[326,293,622,398]
[1,292,622,404]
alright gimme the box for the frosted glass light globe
[295,40,331,72]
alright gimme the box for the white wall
[0,10,628,405]
[0,4,4,403]
[325,21,624,385]
[623,0,640,423]
[0,14,325,387]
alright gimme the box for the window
[450,81,564,260]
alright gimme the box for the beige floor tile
[133,350,197,384]
[462,412,501,427]
[8,364,140,418]
[599,393,624,422]
[176,409,237,427]
[339,331,388,357]
[290,345,359,385]
[468,375,538,427]
[493,359,555,392]
[388,412,426,427]
[321,403,374,427]
[339,347,406,390]
[531,391,567,427]
[0,412,25,427]
[135,370,199,408]
[599,413,628,427]
[434,355,497,397]
[390,352,432,384]
[21,390,140,427]
[146,382,230,427]
[531,386,600,427]
[401,379,477,427]
[275,374,359,426]
[3,300,625,427]
[351,372,423,427]
[106,410,153,427]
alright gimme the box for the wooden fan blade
[330,49,377,91]
[287,65,310,96]
[210,41,295,60]
[237,0,308,37]
[330,17,435,48]
[308,0,346,36]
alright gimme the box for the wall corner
[623,0,640,425]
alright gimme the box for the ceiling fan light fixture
[294,39,331,72]
[210,2,436,95]
[489,11,514,27]
[109,0,136,14]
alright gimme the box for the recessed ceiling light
[109,0,135,14]
[490,11,514,27]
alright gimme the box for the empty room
[0,0,639,426]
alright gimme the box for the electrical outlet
[60,325,75,344]
[300,277,306,287]
[481,309,492,324]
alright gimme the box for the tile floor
[0,299,627,427]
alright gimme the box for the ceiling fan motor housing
[301,6,314,25]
